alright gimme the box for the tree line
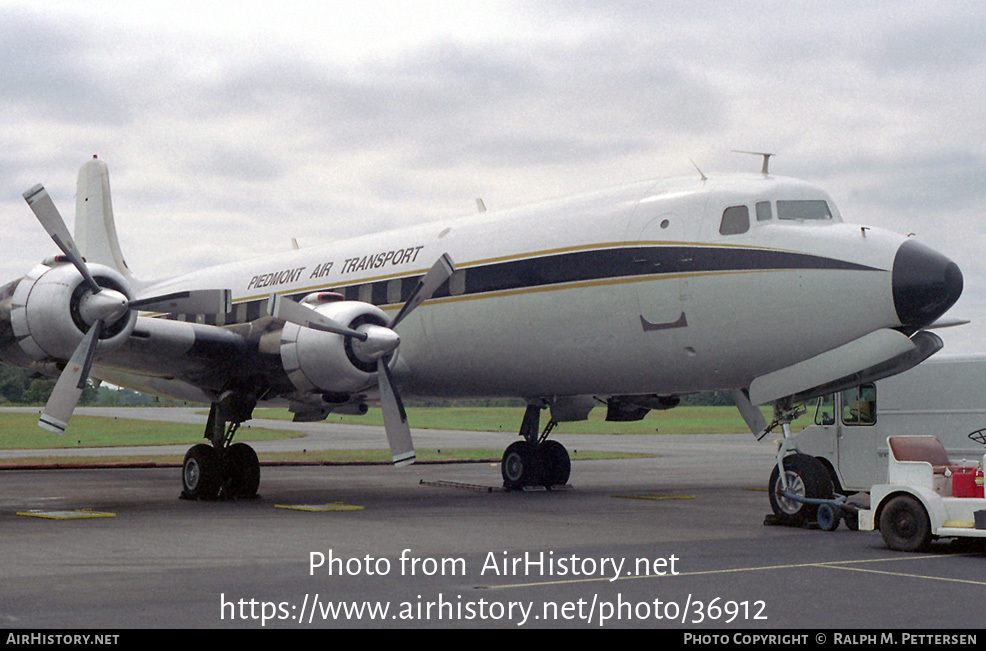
[0,364,184,407]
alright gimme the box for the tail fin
[74,156,134,282]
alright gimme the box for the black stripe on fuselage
[440,245,879,299]
[164,244,882,324]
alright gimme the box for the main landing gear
[181,394,260,501]
[501,404,572,490]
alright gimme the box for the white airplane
[0,155,963,522]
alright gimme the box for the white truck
[768,354,986,526]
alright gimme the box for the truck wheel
[768,453,834,526]
[879,495,931,552]
[817,503,840,531]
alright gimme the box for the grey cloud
[192,37,724,172]
[0,9,142,125]
[867,14,986,74]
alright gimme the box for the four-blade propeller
[23,184,231,433]
[268,253,455,466]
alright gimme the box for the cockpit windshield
[776,200,832,221]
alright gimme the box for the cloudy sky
[1,1,984,353]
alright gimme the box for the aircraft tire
[539,440,571,487]
[183,444,221,500]
[225,443,261,498]
[768,453,833,527]
[502,441,536,489]
[879,495,931,552]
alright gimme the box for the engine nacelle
[6,260,136,362]
[279,300,394,394]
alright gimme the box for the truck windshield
[842,384,876,425]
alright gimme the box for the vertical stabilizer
[74,156,134,281]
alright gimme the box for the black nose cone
[892,239,963,329]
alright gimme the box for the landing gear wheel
[539,440,571,487]
[879,495,931,552]
[224,443,260,498]
[183,444,221,500]
[502,441,537,490]
[817,503,840,531]
[768,453,834,526]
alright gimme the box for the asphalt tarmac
[0,408,984,631]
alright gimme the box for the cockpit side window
[719,205,749,235]
[756,201,772,221]
[777,200,832,220]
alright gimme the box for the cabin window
[386,279,402,304]
[777,200,832,221]
[756,201,772,221]
[719,205,749,235]
[841,383,876,426]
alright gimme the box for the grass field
[0,404,813,465]
[0,412,299,449]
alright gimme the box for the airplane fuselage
[102,172,945,405]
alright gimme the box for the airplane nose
[892,239,963,329]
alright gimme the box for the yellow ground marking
[16,509,116,520]
[820,563,986,586]
[483,552,984,590]
[274,503,364,512]
[612,493,695,501]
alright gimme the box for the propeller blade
[267,293,368,340]
[23,184,101,294]
[39,320,103,433]
[130,289,232,314]
[390,253,455,328]
[377,359,415,466]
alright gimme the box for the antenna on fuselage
[733,150,774,175]
[689,158,708,182]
